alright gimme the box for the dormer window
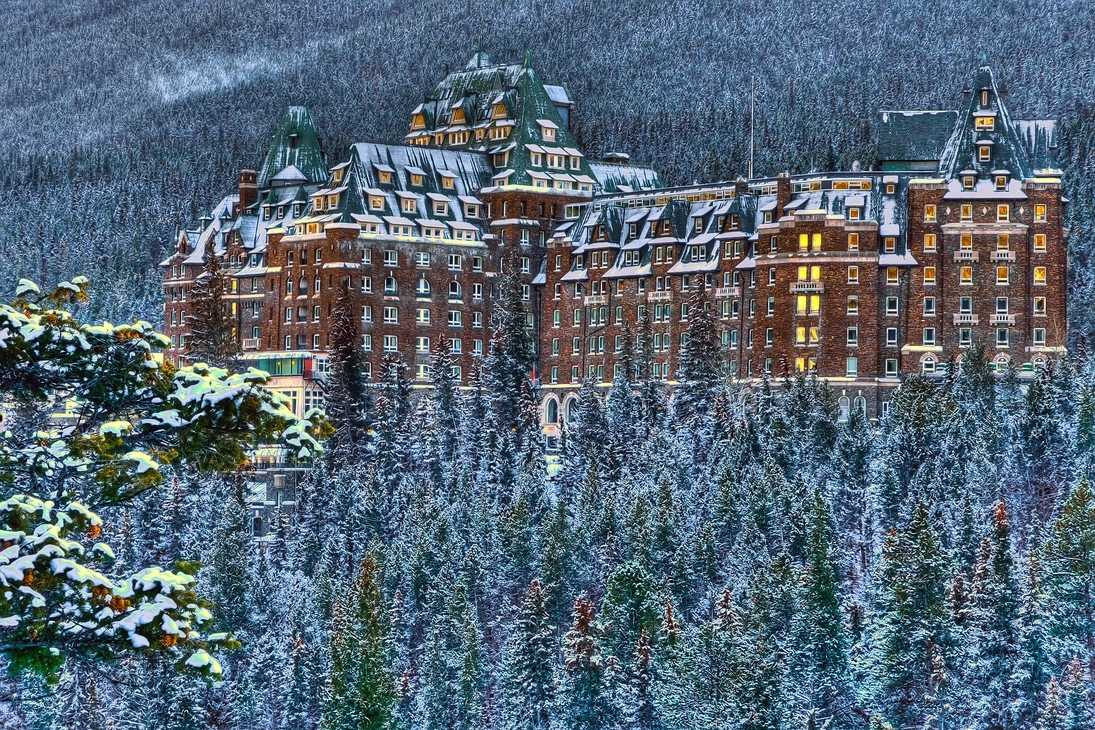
[464,203,480,218]
[447,131,469,145]
[379,171,392,184]
[569,156,581,170]
[332,169,343,184]
[978,144,992,163]
[433,200,448,217]
[981,89,989,107]
[369,196,384,210]
[995,175,1008,191]
[531,152,542,167]
[441,176,455,189]
[576,254,584,268]
[492,103,507,119]
[401,197,417,213]
[975,116,995,131]
[963,176,975,190]
[411,113,425,130]
[848,207,861,220]
[313,196,325,212]
[451,108,465,124]
[540,120,558,141]
[493,151,508,168]
[277,206,285,218]
[293,203,303,217]
[288,133,298,149]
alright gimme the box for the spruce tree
[184,252,240,369]
[325,281,372,456]
[323,553,396,730]
[502,579,556,730]
[1042,477,1095,680]
[674,282,721,432]
[558,595,613,730]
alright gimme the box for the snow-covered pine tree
[323,552,396,730]
[183,252,240,370]
[558,595,613,730]
[324,280,372,458]
[501,578,556,730]
[1042,476,1095,681]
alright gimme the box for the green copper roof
[257,106,327,188]
[939,66,1034,179]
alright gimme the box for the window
[799,233,809,252]
[361,276,373,293]
[383,306,398,324]
[846,358,858,378]
[362,305,373,322]
[996,266,1009,285]
[448,311,462,326]
[979,145,991,162]
[995,175,1007,190]
[886,297,899,316]
[924,205,937,222]
[812,233,822,252]
[1035,234,1047,252]
[1034,328,1047,347]
[886,328,898,347]
[472,256,483,271]
[961,234,972,250]
[997,204,1010,222]
[924,234,937,253]
[997,234,1009,251]
[767,297,775,316]
[362,334,372,351]
[884,238,896,254]
[924,266,936,286]
[768,268,777,285]
[449,281,462,300]
[401,197,417,214]
[383,335,398,352]
[847,296,859,315]
[976,116,995,131]
[847,327,859,346]
[384,250,398,266]
[848,266,859,284]
[885,359,899,377]
[996,328,1009,347]
[960,297,973,314]
[995,297,1009,315]
[1034,267,1047,285]
[961,204,973,222]
[924,297,936,316]
[960,266,973,285]
[416,336,430,353]
[416,278,431,297]
[313,305,321,322]
[473,312,483,328]
[284,307,292,323]
[1035,204,1047,223]
[770,236,778,253]
[887,267,899,285]
[385,277,398,295]
[849,207,861,220]
[765,328,774,347]
[432,200,448,217]
[959,328,972,347]
[415,251,430,267]
[1034,297,1047,316]
[923,328,936,346]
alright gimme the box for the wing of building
[163,61,1066,443]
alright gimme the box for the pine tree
[184,252,240,369]
[323,553,396,730]
[967,501,1023,730]
[325,280,372,456]
[1042,477,1095,680]
[870,502,954,728]
[600,561,662,666]
[502,579,556,730]
[455,597,485,730]
[619,629,658,730]
[673,283,722,432]
[558,595,613,730]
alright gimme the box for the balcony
[584,295,608,306]
[790,281,824,293]
[242,338,261,350]
[991,250,1016,261]
[953,250,979,262]
[715,286,741,298]
[647,291,672,302]
[953,313,980,325]
[991,314,1017,325]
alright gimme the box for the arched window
[299,276,308,294]
[449,281,462,299]
[1033,356,1047,370]
[921,355,936,374]
[314,276,321,294]
[853,396,867,417]
[838,396,850,422]
[385,277,398,295]
[416,278,431,297]
[545,398,559,424]
[565,397,578,423]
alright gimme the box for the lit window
[961,205,973,222]
[960,266,973,285]
[847,296,858,314]
[847,233,859,251]
[1034,267,1047,285]
[997,266,1010,285]
[1035,204,1047,223]
[799,233,809,252]
[979,145,991,162]
[887,267,899,285]
[884,238,896,254]
[997,204,1010,222]
[924,267,936,285]
[924,205,937,223]
[924,234,936,253]
[1035,234,1047,252]
[847,266,859,284]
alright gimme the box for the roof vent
[602,152,630,164]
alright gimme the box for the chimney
[775,172,792,218]
[239,169,258,211]
[735,175,749,198]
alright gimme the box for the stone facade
[163,61,1068,438]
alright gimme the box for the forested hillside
[1,0,1094,325]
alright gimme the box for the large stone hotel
[162,55,1066,433]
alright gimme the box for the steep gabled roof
[939,66,1035,179]
[257,106,327,188]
